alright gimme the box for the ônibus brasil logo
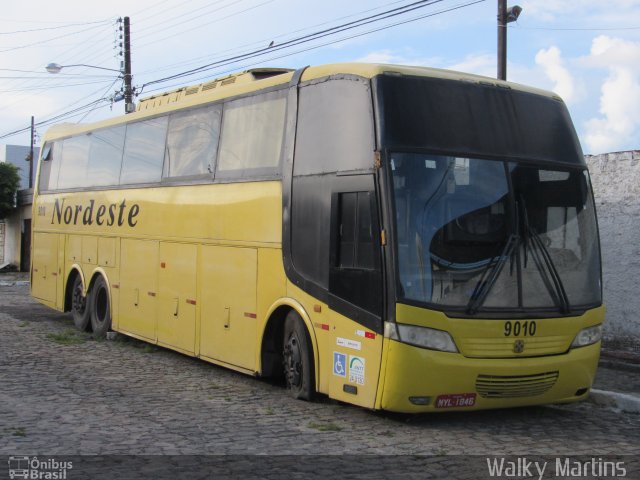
[8,456,73,479]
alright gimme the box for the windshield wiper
[526,225,571,314]
[466,233,519,315]
[520,197,571,314]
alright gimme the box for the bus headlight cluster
[571,324,603,348]
[386,322,458,353]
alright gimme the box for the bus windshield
[391,153,601,316]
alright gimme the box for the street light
[497,0,522,81]
[45,62,134,113]
[45,63,123,75]
[46,17,133,113]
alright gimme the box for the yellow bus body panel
[32,181,283,373]
[200,245,258,370]
[31,232,61,305]
[284,284,384,409]
[377,303,605,413]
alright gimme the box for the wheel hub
[284,334,302,387]
[72,284,86,313]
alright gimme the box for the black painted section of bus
[281,74,385,334]
[282,71,587,331]
[372,73,585,167]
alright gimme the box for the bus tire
[283,310,314,401]
[71,275,91,332]
[89,275,112,339]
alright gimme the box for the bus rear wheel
[283,311,314,400]
[90,276,112,339]
[71,275,91,332]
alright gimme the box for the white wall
[586,150,640,352]
[3,212,21,266]
[0,222,5,264]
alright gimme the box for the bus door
[326,173,384,408]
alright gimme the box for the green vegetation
[46,329,87,345]
[307,421,343,432]
[0,162,21,220]
[4,427,26,437]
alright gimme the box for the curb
[599,358,640,373]
[0,280,30,287]
[588,389,640,414]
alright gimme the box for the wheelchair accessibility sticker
[333,352,346,377]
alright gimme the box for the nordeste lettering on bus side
[51,198,140,227]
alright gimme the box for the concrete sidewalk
[591,352,640,414]
[0,270,29,286]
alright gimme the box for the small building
[0,144,39,271]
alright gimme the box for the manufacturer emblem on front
[513,340,525,353]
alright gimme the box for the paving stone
[0,284,638,463]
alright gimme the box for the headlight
[386,322,458,353]
[571,324,603,348]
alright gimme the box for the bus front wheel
[90,276,112,339]
[71,275,91,332]
[283,311,314,401]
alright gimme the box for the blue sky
[1,0,639,155]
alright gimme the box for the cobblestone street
[1,283,639,479]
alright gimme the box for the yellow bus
[31,63,604,412]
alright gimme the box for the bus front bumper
[379,339,600,413]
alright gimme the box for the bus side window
[120,116,168,185]
[86,126,126,187]
[164,104,222,179]
[57,135,91,189]
[329,191,382,316]
[334,192,375,270]
[37,142,57,191]
[216,90,286,180]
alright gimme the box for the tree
[0,162,21,220]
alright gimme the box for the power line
[0,19,111,35]
[0,22,112,53]
[0,98,109,141]
[0,20,120,114]
[0,74,116,80]
[140,0,449,89]
[135,0,243,36]
[0,0,484,141]
[134,0,412,77]
[509,24,640,31]
[0,80,117,94]
[132,0,201,26]
[78,77,122,122]
[135,0,277,49]
[141,0,485,94]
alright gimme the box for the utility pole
[27,115,34,189]
[123,16,134,113]
[497,0,522,81]
[497,0,507,81]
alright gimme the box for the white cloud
[355,50,401,64]
[520,0,640,24]
[353,49,440,67]
[583,36,640,154]
[534,46,577,103]
[446,54,495,78]
[354,50,497,79]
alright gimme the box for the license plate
[435,393,477,408]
